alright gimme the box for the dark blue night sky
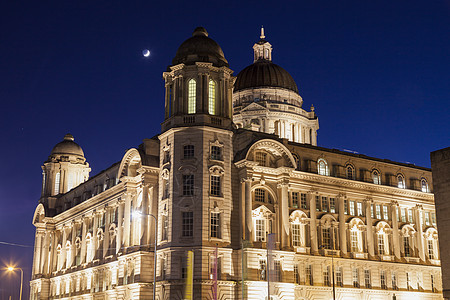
[1,0,449,298]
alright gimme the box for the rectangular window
[182,212,193,237]
[364,269,371,288]
[301,193,307,209]
[259,259,266,280]
[316,195,320,211]
[292,192,299,208]
[431,212,436,225]
[351,231,359,252]
[376,205,381,219]
[183,145,194,159]
[357,202,363,216]
[210,212,220,238]
[162,215,168,241]
[353,268,359,288]
[336,267,343,287]
[294,265,300,284]
[329,198,336,213]
[182,175,194,196]
[322,196,328,212]
[392,272,397,290]
[349,201,355,215]
[378,234,385,255]
[380,270,387,289]
[344,200,348,215]
[54,172,61,195]
[256,152,267,166]
[305,265,313,286]
[404,236,411,257]
[274,260,282,282]
[255,219,265,242]
[401,208,407,222]
[408,209,413,223]
[371,205,375,218]
[211,146,222,160]
[428,239,435,259]
[425,212,431,225]
[210,175,221,196]
[383,205,389,220]
[431,274,436,292]
[406,272,411,290]
[255,189,265,202]
[323,266,331,286]
[322,228,331,249]
[292,223,302,247]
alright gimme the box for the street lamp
[319,245,336,300]
[6,266,23,300]
[133,211,157,300]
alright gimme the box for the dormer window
[318,158,329,176]
[255,152,267,166]
[421,178,429,193]
[346,165,355,180]
[397,174,405,189]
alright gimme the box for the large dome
[50,134,84,157]
[234,60,299,94]
[172,27,229,68]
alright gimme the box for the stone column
[41,229,51,275]
[391,201,401,260]
[244,178,252,241]
[117,199,125,253]
[414,205,425,261]
[103,208,110,257]
[165,83,170,118]
[338,195,347,256]
[61,226,67,270]
[39,230,49,275]
[92,213,98,259]
[365,198,374,258]
[80,217,87,264]
[69,223,76,268]
[309,192,318,254]
[277,181,289,249]
[123,192,132,248]
[33,229,43,275]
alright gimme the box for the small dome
[234,60,299,94]
[50,134,84,157]
[171,27,229,68]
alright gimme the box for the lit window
[292,224,302,247]
[210,212,220,238]
[330,198,336,213]
[336,267,343,287]
[347,165,354,180]
[54,172,61,195]
[425,212,431,225]
[182,175,194,196]
[421,178,429,192]
[408,209,413,223]
[406,272,411,290]
[183,145,194,159]
[428,239,436,259]
[380,270,387,289]
[401,208,407,222]
[256,152,267,166]
[182,212,193,237]
[378,233,385,255]
[274,260,282,282]
[210,175,221,196]
[376,205,381,219]
[255,219,266,242]
[208,80,216,115]
[322,228,331,249]
[318,159,329,176]
[344,200,348,215]
[349,201,355,215]
[364,269,371,288]
[294,265,300,284]
[397,174,405,189]
[372,170,381,184]
[431,212,436,225]
[383,205,389,220]
[322,196,328,212]
[188,79,196,114]
[357,202,363,216]
[211,145,221,160]
[323,266,331,286]
[259,259,266,280]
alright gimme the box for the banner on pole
[184,250,194,300]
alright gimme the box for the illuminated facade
[30,27,442,300]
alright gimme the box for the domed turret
[162,27,235,132]
[41,134,90,197]
[232,28,319,145]
[172,27,229,68]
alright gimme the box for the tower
[41,133,90,197]
[158,27,235,298]
[233,28,319,145]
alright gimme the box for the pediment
[240,102,269,113]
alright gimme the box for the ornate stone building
[30,27,442,300]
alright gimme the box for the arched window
[292,153,301,171]
[318,158,329,176]
[376,223,391,256]
[346,165,355,180]
[372,170,381,185]
[208,80,216,115]
[397,174,405,189]
[252,206,274,242]
[65,241,72,268]
[188,79,196,114]
[421,178,429,193]
[290,211,307,248]
[54,172,61,195]
[349,219,364,253]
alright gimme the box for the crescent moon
[143,49,150,57]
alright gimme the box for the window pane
[210,175,221,196]
[182,212,193,237]
[188,79,196,114]
[183,145,194,159]
[208,80,216,115]
[183,175,194,196]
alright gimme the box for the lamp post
[7,266,23,300]
[133,211,157,300]
[319,245,336,300]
